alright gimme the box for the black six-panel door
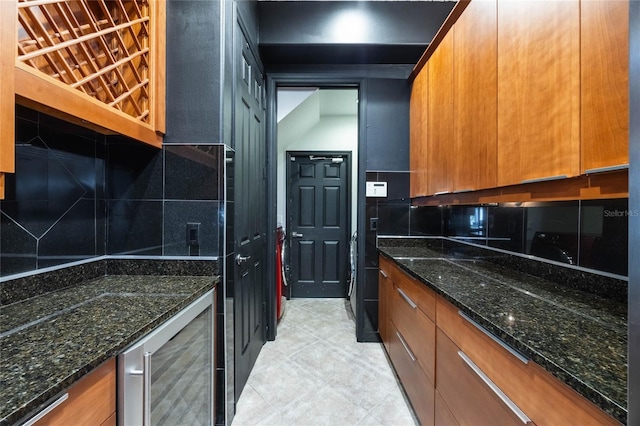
[233,25,266,401]
[288,154,350,298]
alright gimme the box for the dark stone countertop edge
[378,250,627,424]
[1,279,217,426]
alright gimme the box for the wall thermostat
[366,181,387,197]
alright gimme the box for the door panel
[233,24,266,402]
[288,154,349,298]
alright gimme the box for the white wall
[277,89,358,234]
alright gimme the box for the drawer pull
[458,311,528,364]
[380,270,388,278]
[396,331,417,362]
[397,288,417,309]
[520,174,567,184]
[130,352,152,426]
[23,393,69,426]
[584,164,628,175]
[458,351,532,424]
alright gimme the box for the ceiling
[258,1,456,65]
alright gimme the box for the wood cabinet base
[33,359,116,426]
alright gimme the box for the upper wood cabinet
[410,67,429,198]
[427,29,454,195]
[13,0,165,147]
[0,1,17,200]
[497,0,580,187]
[581,0,629,174]
[453,0,498,192]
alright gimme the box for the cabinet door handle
[380,270,388,278]
[397,287,417,309]
[396,331,417,362]
[520,174,567,184]
[458,310,528,364]
[584,164,628,175]
[23,393,69,426]
[458,351,532,424]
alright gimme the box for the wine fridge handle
[142,352,151,426]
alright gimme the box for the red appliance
[276,226,286,320]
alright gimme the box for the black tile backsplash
[1,108,227,278]
[524,201,580,265]
[165,145,223,200]
[38,199,99,268]
[444,205,488,242]
[0,215,37,276]
[107,200,164,255]
[163,200,221,256]
[378,202,411,235]
[487,205,525,252]
[409,206,443,236]
[580,199,629,276]
[371,200,628,278]
[107,139,163,200]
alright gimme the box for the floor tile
[231,298,417,426]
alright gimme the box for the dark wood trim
[409,0,471,82]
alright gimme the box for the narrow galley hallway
[231,299,418,426]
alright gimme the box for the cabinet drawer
[31,359,116,426]
[381,256,436,321]
[391,283,436,385]
[436,328,532,426]
[437,296,620,425]
[389,323,435,426]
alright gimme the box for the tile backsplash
[364,172,629,339]
[0,107,225,277]
[366,172,629,278]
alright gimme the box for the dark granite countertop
[378,240,627,424]
[0,275,217,426]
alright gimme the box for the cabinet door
[497,0,580,186]
[581,0,629,173]
[453,0,497,192]
[378,265,391,352]
[427,30,454,195]
[410,68,429,197]
[0,0,15,199]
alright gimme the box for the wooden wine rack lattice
[17,0,152,123]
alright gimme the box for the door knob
[291,232,304,238]
[236,254,252,265]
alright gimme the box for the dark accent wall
[629,1,639,424]
[165,0,223,144]
[365,79,411,171]
[0,107,226,279]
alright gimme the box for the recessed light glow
[330,10,369,43]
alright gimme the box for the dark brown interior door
[287,153,350,298]
[233,25,266,401]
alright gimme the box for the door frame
[265,74,367,341]
[285,150,352,299]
